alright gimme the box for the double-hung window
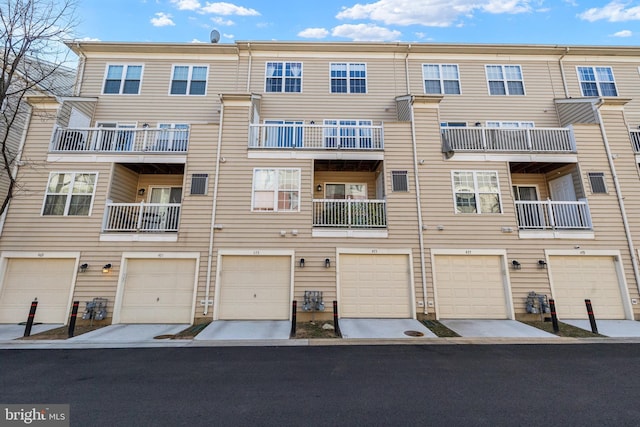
[486,65,525,95]
[42,172,97,216]
[423,64,460,94]
[330,63,366,93]
[452,171,502,214]
[157,123,190,151]
[265,62,302,92]
[577,66,618,96]
[323,119,374,148]
[252,168,301,212]
[170,65,208,95]
[103,65,143,94]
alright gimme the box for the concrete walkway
[0,324,63,341]
[195,320,291,340]
[67,324,190,342]
[562,319,640,337]
[339,319,437,339]
[440,319,558,338]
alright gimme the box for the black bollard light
[290,300,297,338]
[549,298,560,334]
[585,299,598,334]
[23,299,38,337]
[333,301,341,337]
[68,301,80,338]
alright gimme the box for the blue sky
[74,1,640,45]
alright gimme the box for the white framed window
[323,119,373,148]
[330,63,366,93]
[577,66,618,97]
[95,122,136,151]
[423,64,460,94]
[252,168,301,212]
[391,171,409,192]
[486,121,534,128]
[264,120,304,147]
[265,62,302,93]
[324,183,367,199]
[452,171,502,214]
[440,122,467,128]
[170,65,208,95]
[485,65,525,95]
[42,172,97,216]
[103,65,143,95]
[156,123,189,151]
[190,174,209,195]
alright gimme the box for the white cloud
[331,23,402,41]
[336,0,534,27]
[191,38,206,43]
[298,28,330,39]
[579,1,640,22]
[223,33,235,39]
[75,36,101,42]
[211,16,235,26]
[171,0,201,10]
[151,12,175,27]
[200,2,260,16]
[612,29,633,37]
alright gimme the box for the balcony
[50,127,189,153]
[249,123,383,150]
[103,202,181,232]
[515,200,592,230]
[442,127,575,153]
[313,199,387,228]
[630,130,640,153]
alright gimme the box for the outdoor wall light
[299,258,305,268]
[538,259,547,269]
[138,188,146,196]
[316,184,322,192]
[325,258,331,268]
[142,123,150,128]
[511,260,521,270]
[79,263,89,273]
[102,263,112,273]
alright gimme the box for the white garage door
[118,258,197,324]
[217,256,291,320]
[339,254,412,318]
[549,256,626,319]
[435,255,509,319]
[0,258,75,324]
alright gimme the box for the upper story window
[252,168,301,212]
[486,65,524,95]
[170,65,208,95]
[103,65,143,94]
[423,64,460,94]
[42,172,97,216]
[577,66,618,97]
[486,121,534,128]
[452,170,502,214]
[330,63,366,94]
[157,123,190,151]
[265,62,302,93]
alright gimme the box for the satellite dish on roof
[210,29,221,43]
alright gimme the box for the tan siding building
[2,40,640,328]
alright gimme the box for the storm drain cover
[404,330,424,337]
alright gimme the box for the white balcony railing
[515,200,592,230]
[442,127,575,153]
[630,130,640,153]
[103,202,181,232]
[50,128,189,153]
[313,199,387,228]
[249,123,383,150]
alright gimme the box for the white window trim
[576,66,618,97]
[485,121,535,128]
[329,63,367,94]
[102,64,144,95]
[512,184,541,201]
[264,61,303,93]
[251,168,301,212]
[168,64,209,96]
[422,64,461,95]
[451,170,503,214]
[485,64,525,96]
[390,171,409,192]
[41,171,98,217]
[323,182,368,199]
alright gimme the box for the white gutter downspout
[408,97,429,315]
[405,44,411,94]
[594,100,640,298]
[246,43,252,92]
[203,99,225,316]
[0,103,32,234]
[559,47,570,99]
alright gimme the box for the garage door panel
[550,256,625,319]
[218,256,291,320]
[340,254,411,318]
[435,255,508,319]
[119,259,196,324]
[0,259,75,324]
